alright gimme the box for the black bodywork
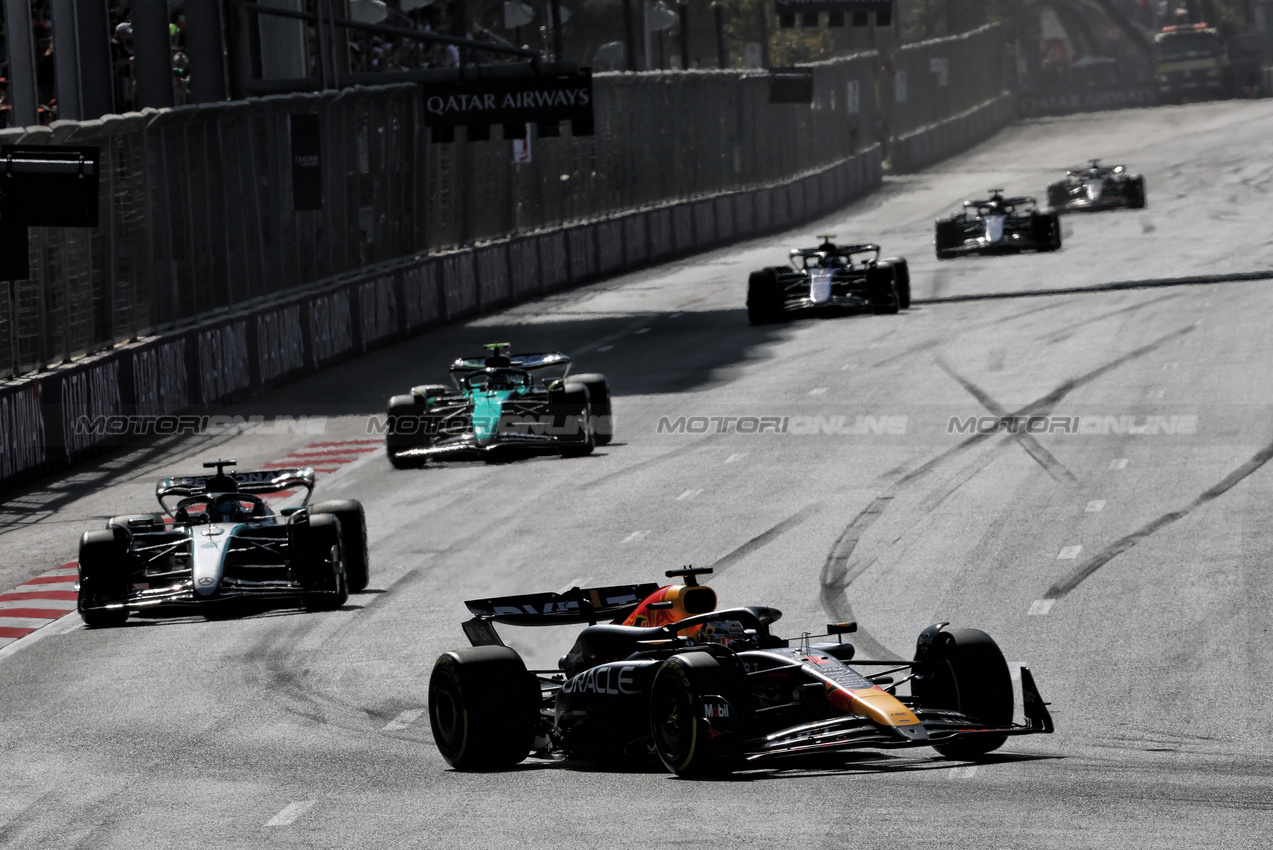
[935,191,1062,259]
[1047,160,1146,213]
[747,238,910,325]
[430,569,1053,774]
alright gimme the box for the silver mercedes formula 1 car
[935,190,1062,259]
[75,460,369,627]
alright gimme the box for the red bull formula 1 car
[76,460,368,627]
[1047,160,1146,213]
[428,568,1053,776]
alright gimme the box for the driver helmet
[213,496,247,522]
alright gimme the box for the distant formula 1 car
[746,236,910,325]
[76,460,368,627]
[935,190,1062,259]
[385,343,611,468]
[427,567,1053,776]
[1047,160,1146,213]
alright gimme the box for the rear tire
[650,651,751,777]
[309,500,369,593]
[570,373,613,446]
[912,627,1013,758]
[883,257,910,309]
[77,528,132,628]
[1034,213,1062,252]
[428,646,540,770]
[746,268,784,325]
[1047,181,1069,210]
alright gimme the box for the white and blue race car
[935,190,1062,259]
[75,460,368,627]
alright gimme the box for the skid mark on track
[1045,437,1273,602]
[936,358,1076,484]
[819,326,1197,649]
[711,506,819,577]
[913,269,1273,305]
[1039,292,1184,345]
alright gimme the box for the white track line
[382,709,426,732]
[1057,545,1082,560]
[724,453,747,463]
[1109,458,1129,470]
[1085,500,1106,513]
[266,800,316,827]
[1028,599,1055,616]
[676,489,703,501]
[808,387,828,396]
[622,530,651,544]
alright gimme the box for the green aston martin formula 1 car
[383,343,613,468]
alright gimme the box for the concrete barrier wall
[889,92,1016,175]
[0,145,884,492]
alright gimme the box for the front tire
[386,394,427,469]
[650,651,751,777]
[935,220,959,260]
[1128,175,1147,209]
[570,373,613,445]
[428,646,540,770]
[746,268,784,325]
[77,528,132,628]
[290,513,348,612]
[309,500,369,593]
[550,382,595,458]
[867,264,900,314]
[912,627,1014,758]
[883,257,910,309]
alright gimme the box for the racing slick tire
[1034,212,1062,253]
[746,268,785,325]
[913,627,1013,759]
[569,373,614,446]
[550,382,595,458]
[1047,182,1069,210]
[309,500,369,593]
[1128,176,1147,209]
[867,264,900,315]
[650,651,751,777]
[290,513,349,612]
[386,394,428,469]
[428,646,540,770]
[77,528,132,628]
[935,220,959,260]
[883,257,911,310]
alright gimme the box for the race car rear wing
[450,352,572,374]
[155,467,316,505]
[462,582,662,645]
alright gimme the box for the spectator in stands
[112,21,135,113]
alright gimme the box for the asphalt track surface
[3,100,1273,849]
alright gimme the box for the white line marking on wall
[1109,458,1129,470]
[676,489,703,501]
[622,530,651,544]
[725,453,748,463]
[809,387,828,396]
[1028,599,1055,616]
[266,801,316,827]
[382,709,426,732]
[1085,500,1106,513]
[1057,545,1082,560]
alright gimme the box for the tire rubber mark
[913,269,1273,305]
[1044,437,1273,603]
[711,507,818,577]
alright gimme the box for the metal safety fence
[886,23,1007,139]
[0,32,1010,382]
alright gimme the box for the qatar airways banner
[421,70,594,142]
